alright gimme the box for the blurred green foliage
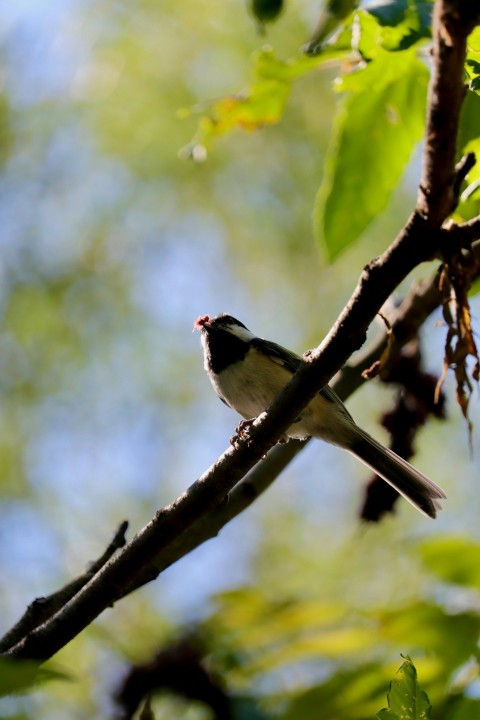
[184,1,436,259]
[0,658,71,698]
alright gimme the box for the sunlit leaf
[366,0,432,52]
[308,0,432,57]
[314,49,428,260]
[457,90,480,159]
[181,48,329,157]
[377,656,432,720]
[352,4,431,60]
[183,3,433,158]
[466,26,480,94]
[307,0,360,49]
[455,89,480,224]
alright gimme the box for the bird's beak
[193,315,210,332]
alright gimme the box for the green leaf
[307,0,360,49]
[367,0,433,52]
[353,11,386,59]
[308,1,431,58]
[180,48,325,158]
[457,89,480,158]
[377,656,432,720]
[181,46,352,158]
[466,26,480,94]
[353,3,432,58]
[455,88,480,222]
[183,3,433,158]
[314,49,428,260]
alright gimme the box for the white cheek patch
[226,324,256,342]
[200,333,210,372]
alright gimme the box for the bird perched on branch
[194,313,446,518]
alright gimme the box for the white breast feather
[213,348,355,446]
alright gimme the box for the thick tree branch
[2,0,480,666]
[417,1,480,221]
[5,237,480,664]
[0,261,456,653]
[0,229,438,663]
[116,255,476,598]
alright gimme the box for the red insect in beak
[193,315,210,331]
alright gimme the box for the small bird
[194,313,446,518]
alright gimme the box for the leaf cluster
[186,1,480,262]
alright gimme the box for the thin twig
[0,522,129,654]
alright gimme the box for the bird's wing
[252,337,355,422]
[319,383,355,421]
[251,338,302,373]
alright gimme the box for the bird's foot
[230,418,256,448]
[230,416,289,454]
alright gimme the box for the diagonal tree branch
[2,227,444,663]
[2,0,480,665]
[0,253,463,655]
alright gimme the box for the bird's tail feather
[348,427,446,518]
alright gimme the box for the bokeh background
[1,1,480,718]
